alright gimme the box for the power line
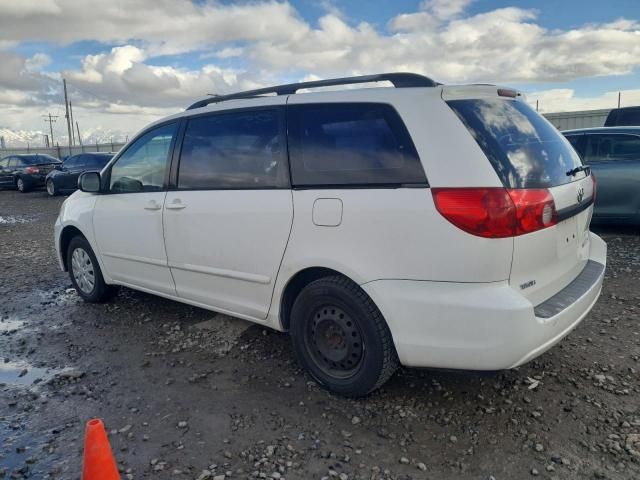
[42,113,59,146]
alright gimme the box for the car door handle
[165,199,186,210]
[144,200,162,211]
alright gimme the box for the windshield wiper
[566,165,591,177]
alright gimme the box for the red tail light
[432,188,557,238]
[25,166,40,174]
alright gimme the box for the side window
[564,135,584,157]
[178,109,287,189]
[584,134,640,162]
[287,103,426,186]
[0,158,9,168]
[109,122,177,193]
[64,157,78,169]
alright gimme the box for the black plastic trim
[534,260,604,319]
[556,197,594,222]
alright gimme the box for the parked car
[46,152,114,196]
[0,154,61,192]
[604,106,640,127]
[563,127,640,224]
[54,73,606,396]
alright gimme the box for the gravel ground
[1,189,639,480]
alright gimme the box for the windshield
[447,99,585,188]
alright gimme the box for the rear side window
[584,134,640,162]
[86,154,112,168]
[448,99,584,189]
[178,109,288,189]
[287,103,426,187]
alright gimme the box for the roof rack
[186,72,438,110]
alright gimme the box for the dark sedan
[45,152,113,196]
[563,127,640,224]
[0,154,62,192]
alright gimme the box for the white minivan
[54,73,606,396]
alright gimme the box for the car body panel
[562,127,640,224]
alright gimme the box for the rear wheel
[290,275,399,397]
[46,179,57,196]
[16,177,28,193]
[66,236,116,303]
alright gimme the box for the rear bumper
[362,232,607,370]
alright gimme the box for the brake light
[591,173,597,202]
[432,188,557,238]
[25,166,39,174]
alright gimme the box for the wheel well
[280,267,345,331]
[59,226,85,271]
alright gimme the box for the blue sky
[1,0,639,144]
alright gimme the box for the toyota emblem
[577,187,584,203]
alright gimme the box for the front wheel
[66,236,116,302]
[46,179,57,196]
[290,276,399,397]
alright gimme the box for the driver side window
[110,123,177,193]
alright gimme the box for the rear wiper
[566,165,591,177]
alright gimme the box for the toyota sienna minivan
[54,73,606,396]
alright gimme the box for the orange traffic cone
[82,419,120,480]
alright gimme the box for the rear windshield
[606,108,640,127]
[447,99,584,188]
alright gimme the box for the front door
[93,122,178,295]
[163,105,293,319]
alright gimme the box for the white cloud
[527,88,640,113]
[1,1,640,147]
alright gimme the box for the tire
[46,179,57,196]
[290,275,399,397]
[66,235,116,303]
[16,177,28,193]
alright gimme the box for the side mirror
[78,171,101,193]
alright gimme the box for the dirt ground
[1,189,639,480]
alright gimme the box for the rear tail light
[25,166,40,174]
[432,187,557,238]
[591,173,597,202]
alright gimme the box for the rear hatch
[445,89,595,306]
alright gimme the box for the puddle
[0,214,36,225]
[0,318,24,333]
[0,361,61,388]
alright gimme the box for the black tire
[16,177,28,193]
[66,235,116,303]
[46,179,57,196]
[290,275,399,397]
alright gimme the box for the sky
[1,0,639,147]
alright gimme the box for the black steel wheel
[305,305,364,379]
[290,275,399,397]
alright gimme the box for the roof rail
[186,72,438,110]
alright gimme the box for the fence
[0,142,126,160]
[542,108,611,131]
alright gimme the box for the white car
[54,73,606,396]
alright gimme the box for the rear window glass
[447,99,584,188]
[287,103,426,187]
[22,154,60,165]
[607,108,640,127]
[584,134,640,162]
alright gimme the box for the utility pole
[69,101,76,146]
[44,134,50,147]
[536,99,539,112]
[43,113,58,146]
[618,91,621,108]
[63,78,73,155]
[76,121,83,149]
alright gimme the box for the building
[542,108,611,131]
